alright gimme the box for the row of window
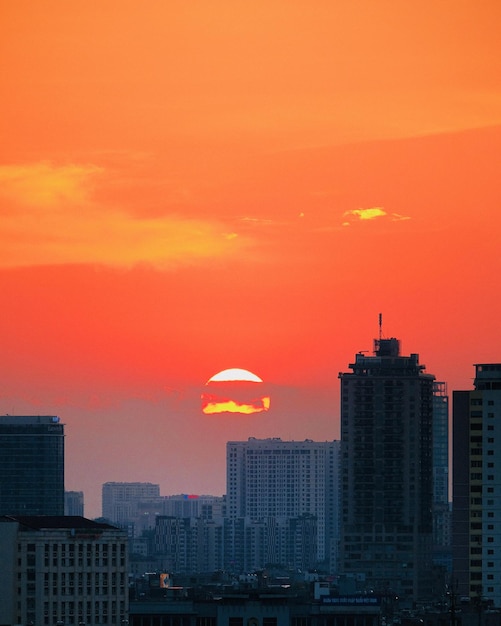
[22,542,126,554]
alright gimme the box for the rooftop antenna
[378,312,383,341]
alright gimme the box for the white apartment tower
[453,363,501,607]
[226,437,340,567]
[102,482,160,527]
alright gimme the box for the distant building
[134,494,226,536]
[453,363,501,607]
[226,437,340,569]
[154,515,225,573]
[339,337,435,601]
[0,415,64,516]
[0,515,128,626]
[65,490,84,516]
[222,514,319,573]
[102,481,160,528]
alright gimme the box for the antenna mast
[379,313,383,341]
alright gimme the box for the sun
[207,368,263,383]
[201,368,270,415]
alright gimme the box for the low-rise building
[0,515,129,626]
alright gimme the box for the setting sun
[207,368,263,383]
[202,369,270,415]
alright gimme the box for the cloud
[239,216,276,225]
[0,163,250,269]
[0,162,102,210]
[391,212,411,221]
[342,207,410,226]
[344,207,387,221]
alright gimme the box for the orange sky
[1,1,500,517]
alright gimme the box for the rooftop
[0,515,118,531]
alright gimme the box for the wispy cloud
[0,162,102,209]
[0,163,249,269]
[342,207,410,226]
[239,216,276,225]
[390,213,412,221]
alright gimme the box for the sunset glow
[201,397,271,416]
[1,0,500,516]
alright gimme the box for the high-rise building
[339,337,435,600]
[452,363,501,607]
[134,494,226,535]
[433,382,449,506]
[102,482,160,529]
[226,437,340,568]
[0,515,128,626]
[0,415,64,516]
[65,490,85,516]
[154,515,225,574]
[220,514,319,573]
[432,382,451,557]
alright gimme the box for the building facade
[339,337,435,600]
[226,438,340,569]
[130,589,384,626]
[134,494,226,536]
[432,382,449,507]
[102,482,160,528]
[452,363,501,607]
[65,490,85,516]
[0,515,128,626]
[431,382,451,566]
[154,516,225,573]
[0,415,64,516]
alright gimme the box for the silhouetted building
[227,438,340,569]
[65,490,84,516]
[339,337,435,600]
[0,415,64,516]
[431,382,452,581]
[453,363,501,607]
[0,515,128,626]
[129,587,384,626]
[433,382,449,507]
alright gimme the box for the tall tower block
[453,364,501,607]
[0,415,65,516]
[339,337,435,600]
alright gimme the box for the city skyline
[1,2,500,517]
[0,342,484,518]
